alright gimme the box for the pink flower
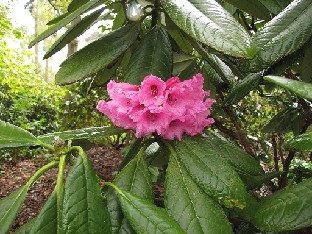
[139,75,166,107]
[97,74,215,140]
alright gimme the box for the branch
[151,0,160,28]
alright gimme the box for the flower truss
[97,74,215,140]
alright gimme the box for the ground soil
[0,145,124,232]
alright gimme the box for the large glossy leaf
[252,178,312,231]
[62,153,111,234]
[165,153,233,234]
[38,126,124,144]
[124,27,172,84]
[29,0,103,47]
[204,133,264,176]
[161,0,252,58]
[107,153,153,234]
[0,186,29,234]
[0,120,42,149]
[175,136,248,209]
[252,0,312,68]
[301,43,312,83]
[111,186,185,234]
[284,132,312,151]
[264,75,312,100]
[223,73,262,105]
[224,0,271,20]
[258,0,292,15]
[44,8,104,59]
[55,24,139,84]
[30,191,57,234]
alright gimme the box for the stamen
[148,112,157,122]
[151,85,158,96]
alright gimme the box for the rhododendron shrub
[97,74,215,140]
[2,0,312,233]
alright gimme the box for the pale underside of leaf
[0,120,41,149]
[264,75,312,101]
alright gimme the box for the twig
[272,133,279,172]
[219,93,255,156]
[279,151,296,188]
[151,0,159,28]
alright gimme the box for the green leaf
[38,126,124,145]
[258,0,292,15]
[0,186,29,234]
[144,142,169,167]
[68,0,89,12]
[172,53,195,76]
[301,43,312,83]
[161,0,251,58]
[62,152,111,234]
[175,135,248,209]
[202,62,228,90]
[191,39,235,82]
[112,7,126,30]
[46,13,70,26]
[55,24,139,84]
[223,73,262,105]
[0,120,42,149]
[178,60,199,81]
[239,171,281,190]
[252,1,312,68]
[284,132,312,151]
[165,151,233,234]
[204,133,264,176]
[107,152,153,234]
[264,75,312,101]
[0,161,58,234]
[30,191,57,234]
[14,218,37,234]
[110,185,185,234]
[262,108,305,134]
[29,0,103,47]
[224,0,271,20]
[44,7,104,59]
[165,17,193,54]
[252,178,312,231]
[124,27,172,84]
[119,138,143,169]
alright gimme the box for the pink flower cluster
[97,74,215,140]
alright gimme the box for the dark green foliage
[1,0,312,233]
